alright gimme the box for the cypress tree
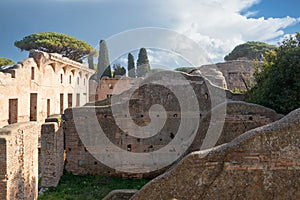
[136,48,150,77]
[127,53,136,78]
[113,64,126,77]
[97,40,111,80]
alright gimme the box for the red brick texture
[0,122,38,200]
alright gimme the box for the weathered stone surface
[103,189,138,200]
[0,50,94,128]
[131,108,300,200]
[190,65,227,89]
[0,122,39,200]
[197,60,256,91]
[64,72,280,178]
[40,115,64,188]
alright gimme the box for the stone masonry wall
[0,50,94,128]
[198,60,256,91]
[64,72,280,178]
[0,122,39,200]
[40,115,64,188]
[0,138,7,199]
[132,108,300,200]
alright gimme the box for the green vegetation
[224,41,277,61]
[175,67,196,73]
[38,173,150,200]
[246,33,300,114]
[14,32,94,62]
[136,48,150,77]
[0,57,14,67]
[232,87,247,94]
[127,53,136,78]
[97,40,112,79]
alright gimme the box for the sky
[0,0,299,69]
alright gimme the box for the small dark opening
[149,145,153,149]
[94,161,97,165]
[107,171,111,174]
[157,114,160,117]
[104,114,107,118]
[84,147,88,152]
[204,93,208,100]
[140,114,144,118]
[127,144,132,151]
[31,67,35,80]
[159,138,162,141]
[170,132,175,139]
[173,113,177,117]
[68,148,71,151]
[137,138,140,142]
[249,116,253,120]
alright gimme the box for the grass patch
[38,172,150,200]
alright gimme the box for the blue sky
[0,0,299,68]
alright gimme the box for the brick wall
[0,122,38,200]
[0,138,7,199]
[40,115,64,188]
[64,72,280,178]
[131,108,300,200]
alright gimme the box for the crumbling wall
[40,115,64,188]
[131,108,300,200]
[197,60,256,91]
[216,60,255,91]
[96,76,142,101]
[0,50,94,128]
[188,101,280,152]
[0,122,38,200]
[64,73,280,178]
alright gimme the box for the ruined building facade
[0,50,95,128]
[0,51,94,200]
[64,72,281,178]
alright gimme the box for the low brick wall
[0,122,39,200]
[132,108,300,200]
[64,101,280,178]
[40,115,64,188]
[63,73,280,178]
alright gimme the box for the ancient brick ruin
[0,50,94,127]
[131,108,300,200]
[0,51,94,200]
[193,60,256,91]
[0,122,39,200]
[0,54,299,199]
[63,72,281,178]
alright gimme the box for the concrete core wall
[40,115,64,188]
[132,108,300,200]
[0,122,39,200]
[64,72,280,178]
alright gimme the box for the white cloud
[150,0,300,62]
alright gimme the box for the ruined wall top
[29,50,95,75]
